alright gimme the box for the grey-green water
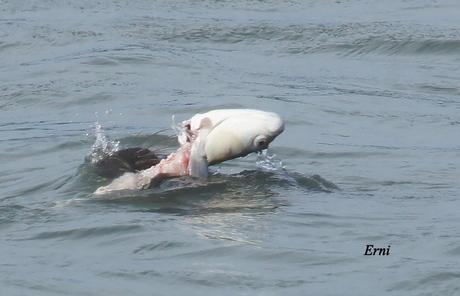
[1,1,460,295]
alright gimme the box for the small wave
[0,41,23,53]
[133,241,187,254]
[118,20,460,56]
[288,37,460,56]
[229,170,339,193]
[338,38,460,56]
[25,224,143,241]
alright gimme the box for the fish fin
[189,151,208,178]
[189,117,212,178]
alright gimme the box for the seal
[94,147,161,178]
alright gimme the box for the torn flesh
[94,143,191,195]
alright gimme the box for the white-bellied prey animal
[94,109,284,195]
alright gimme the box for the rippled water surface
[1,0,460,295]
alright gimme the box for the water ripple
[25,224,143,241]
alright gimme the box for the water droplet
[89,122,120,163]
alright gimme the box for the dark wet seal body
[94,148,161,178]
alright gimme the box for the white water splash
[171,114,187,145]
[256,150,285,172]
[89,122,119,163]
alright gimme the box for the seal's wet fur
[94,148,161,178]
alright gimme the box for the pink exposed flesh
[142,143,191,182]
[94,143,192,194]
